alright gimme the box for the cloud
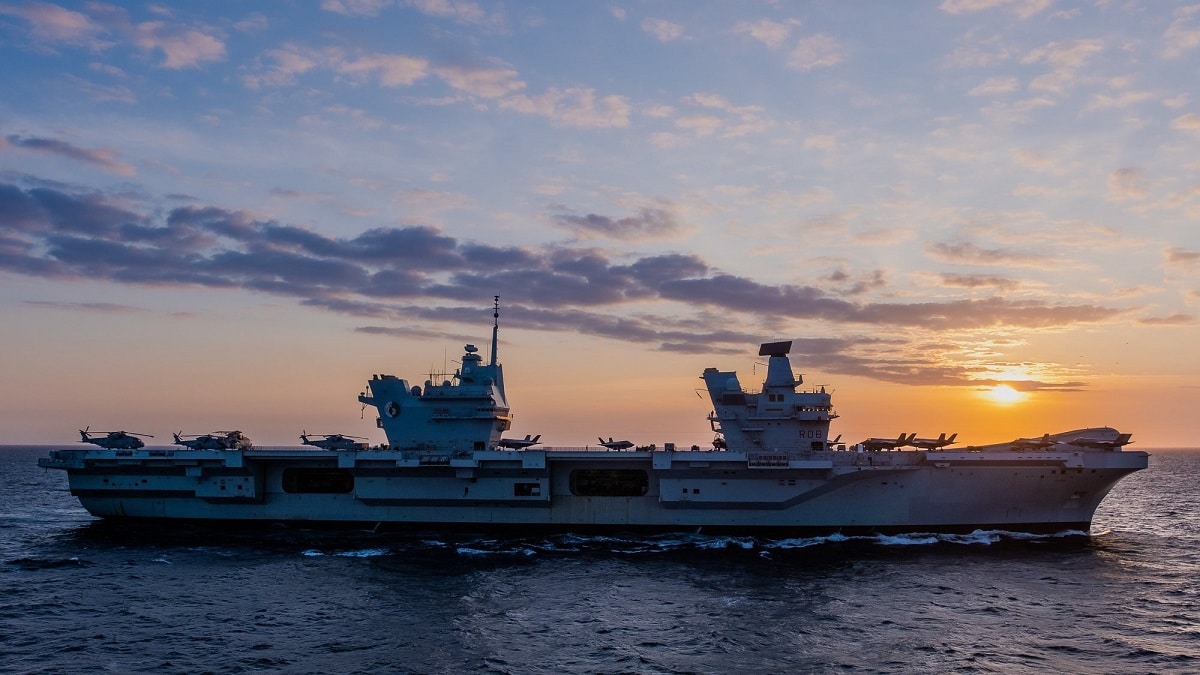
[132,21,226,68]
[404,0,506,30]
[822,268,887,296]
[435,64,523,98]
[0,1,108,47]
[1,3,227,69]
[1172,113,1200,139]
[1163,9,1200,59]
[1108,168,1148,201]
[1012,149,1061,174]
[1165,247,1200,272]
[0,179,1128,384]
[675,114,722,137]
[2,135,136,176]
[937,273,1021,291]
[1085,89,1154,112]
[733,19,793,49]
[233,12,269,32]
[943,31,1014,69]
[983,379,1086,393]
[322,0,394,17]
[1021,39,1104,95]
[939,0,1053,19]
[927,241,1057,268]
[967,76,1019,97]
[641,18,684,42]
[243,46,628,128]
[804,135,837,151]
[252,47,485,97]
[65,74,137,104]
[669,92,771,139]
[340,52,431,87]
[500,87,632,128]
[23,300,145,313]
[242,43,321,89]
[551,206,685,241]
[1138,313,1193,326]
[787,34,845,71]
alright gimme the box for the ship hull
[42,445,1147,535]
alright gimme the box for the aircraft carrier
[39,300,1148,535]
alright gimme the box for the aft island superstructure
[40,302,1147,535]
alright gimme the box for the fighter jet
[300,432,369,450]
[497,434,542,449]
[598,437,634,450]
[79,427,152,449]
[909,433,958,450]
[173,430,253,451]
[1010,433,1056,450]
[859,433,915,452]
[1067,433,1133,450]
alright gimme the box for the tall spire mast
[490,295,499,367]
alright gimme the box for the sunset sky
[2,1,1198,448]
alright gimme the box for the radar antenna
[490,295,500,367]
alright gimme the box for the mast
[490,295,499,367]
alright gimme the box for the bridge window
[569,469,649,497]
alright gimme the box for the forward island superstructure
[40,301,1147,535]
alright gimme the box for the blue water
[2,446,1198,674]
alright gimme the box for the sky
[1,0,1198,448]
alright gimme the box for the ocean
[2,446,1197,674]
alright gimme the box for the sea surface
[2,446,1197,674]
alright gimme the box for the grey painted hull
[43,445,1147,534]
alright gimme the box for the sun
[985,384,1027,405]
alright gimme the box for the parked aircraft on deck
[173,430,253,451]
[497,434,541,449]
[300,432,369,450]
[1069,433,1133,450]
[1010,433,1055,450]
[909,433,958,450]
[79,427,152,449]
[859,433,915,452]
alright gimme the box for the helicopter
[79,427,152,449]
[300,431,369,450]
[173,430,253,451]
[597,437,634,450]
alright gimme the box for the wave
[4,556,91,570]
[302,547,391,558]
[289,528,1094,560]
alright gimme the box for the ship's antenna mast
[490,295,500,367]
